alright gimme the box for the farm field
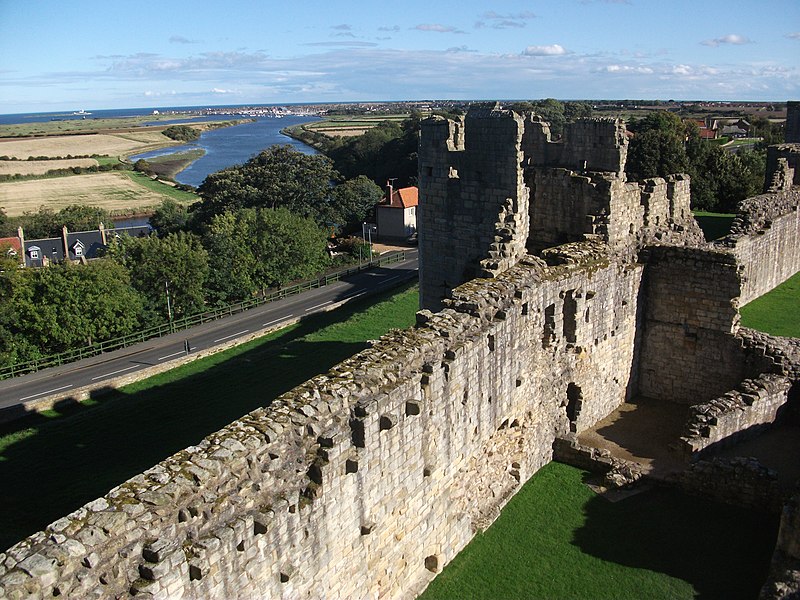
[0,158,99,176]
[303,114,409,138]
[0,171,195,216]
[0,131,174,160]
[0,113,195,137]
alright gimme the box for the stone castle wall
[721,190,800,306]
[637,246,746,404]
[3,105,800,599]
[0,252,644,599]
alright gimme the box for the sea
[0,106,321,188]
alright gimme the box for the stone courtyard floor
[578,397,800,484]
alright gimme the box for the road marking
[263,316,293,327]
[213,330,249,343]
[381,275,400,284]
[305,301,333,312]
[158,351,185,361]
[20,384,74,402]
[91,365,138,381]
[346,291,367,300]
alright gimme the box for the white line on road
[20,384,74,402]
[263,316,294,327]
[346,291,367,300]
[158,351,185,361]
[305,301,333,312]
[91,365,138,382]
[213,330,250,343]
[381,275,400,284]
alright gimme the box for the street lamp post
[165,279,174,329]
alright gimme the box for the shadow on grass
[573,478,779,600]
[0,281,417,551]
[694,213,735,241]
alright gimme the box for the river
[129,115,320,188]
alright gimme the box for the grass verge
[420,462,777,600]
[740,271,800,338]
[0,282,419,551]
[121,170,198,202]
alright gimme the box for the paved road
[0,251,418,415]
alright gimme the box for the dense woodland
[0,102,785,369]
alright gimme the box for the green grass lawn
[740,271,800,338]
[0,282,419,550]
[693,210,735,241]
[421,462,777,600]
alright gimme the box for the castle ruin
[1,105,799,599]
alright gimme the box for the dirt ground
[0,172,173,216]
[0,158,98,176]
[0,132,173,159]
[579,396,800,484]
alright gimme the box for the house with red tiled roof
[376,182,418,242]
[0,235,22,264]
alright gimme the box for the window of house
[28,247,40,259]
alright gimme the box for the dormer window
[72,240,85,257]
[28,246,40,260]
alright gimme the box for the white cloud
[414,24,465,34]
[476,11,537,29]
[786,32,800,40]
[169,35,199,44]
[211,88,237,94]
[331,24,351,31]
[523,44,567,56]
[701,34,751,47]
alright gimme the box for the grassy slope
[421,462,777,600]
[740,271,800,338]
[0,283,419,550]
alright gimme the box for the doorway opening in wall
[566,383,583,433]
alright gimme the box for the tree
[0,260,143,364]
[107,232,209,323]
[162,125,200,142]
[15,205,110,238]
[329,176,384,233]
[203,207,329,303]
[150,199,189,237]
[626,129,689,180]
[193,145,338,226]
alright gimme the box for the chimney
[386,180,394,204]
[62,225,69,262]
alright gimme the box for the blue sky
[1,0,798,113]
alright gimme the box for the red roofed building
[376,182,418,242]
[0,234,22,264]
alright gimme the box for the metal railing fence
[0,252,408,381]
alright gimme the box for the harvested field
[0,132,174,160]
[0,172,180,216]
[316,127,371,138]
[0,158,99,176]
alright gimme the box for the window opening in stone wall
[425,166,433,176]
[487,334,496,352]
[566,383,583,433]
[562,291,578,344]
[522,302,529,316]
[542,303,556,348]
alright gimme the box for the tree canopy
[107,232,209,324]
[193,145,338,226]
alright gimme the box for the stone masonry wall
[638,246,746,404]
[0,250,642,600]
[418,108,530,311]
[677,374,792,459]
[720,189,800,306]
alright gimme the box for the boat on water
[72,110,92,116]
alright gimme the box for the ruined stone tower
[418,106,703,310]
